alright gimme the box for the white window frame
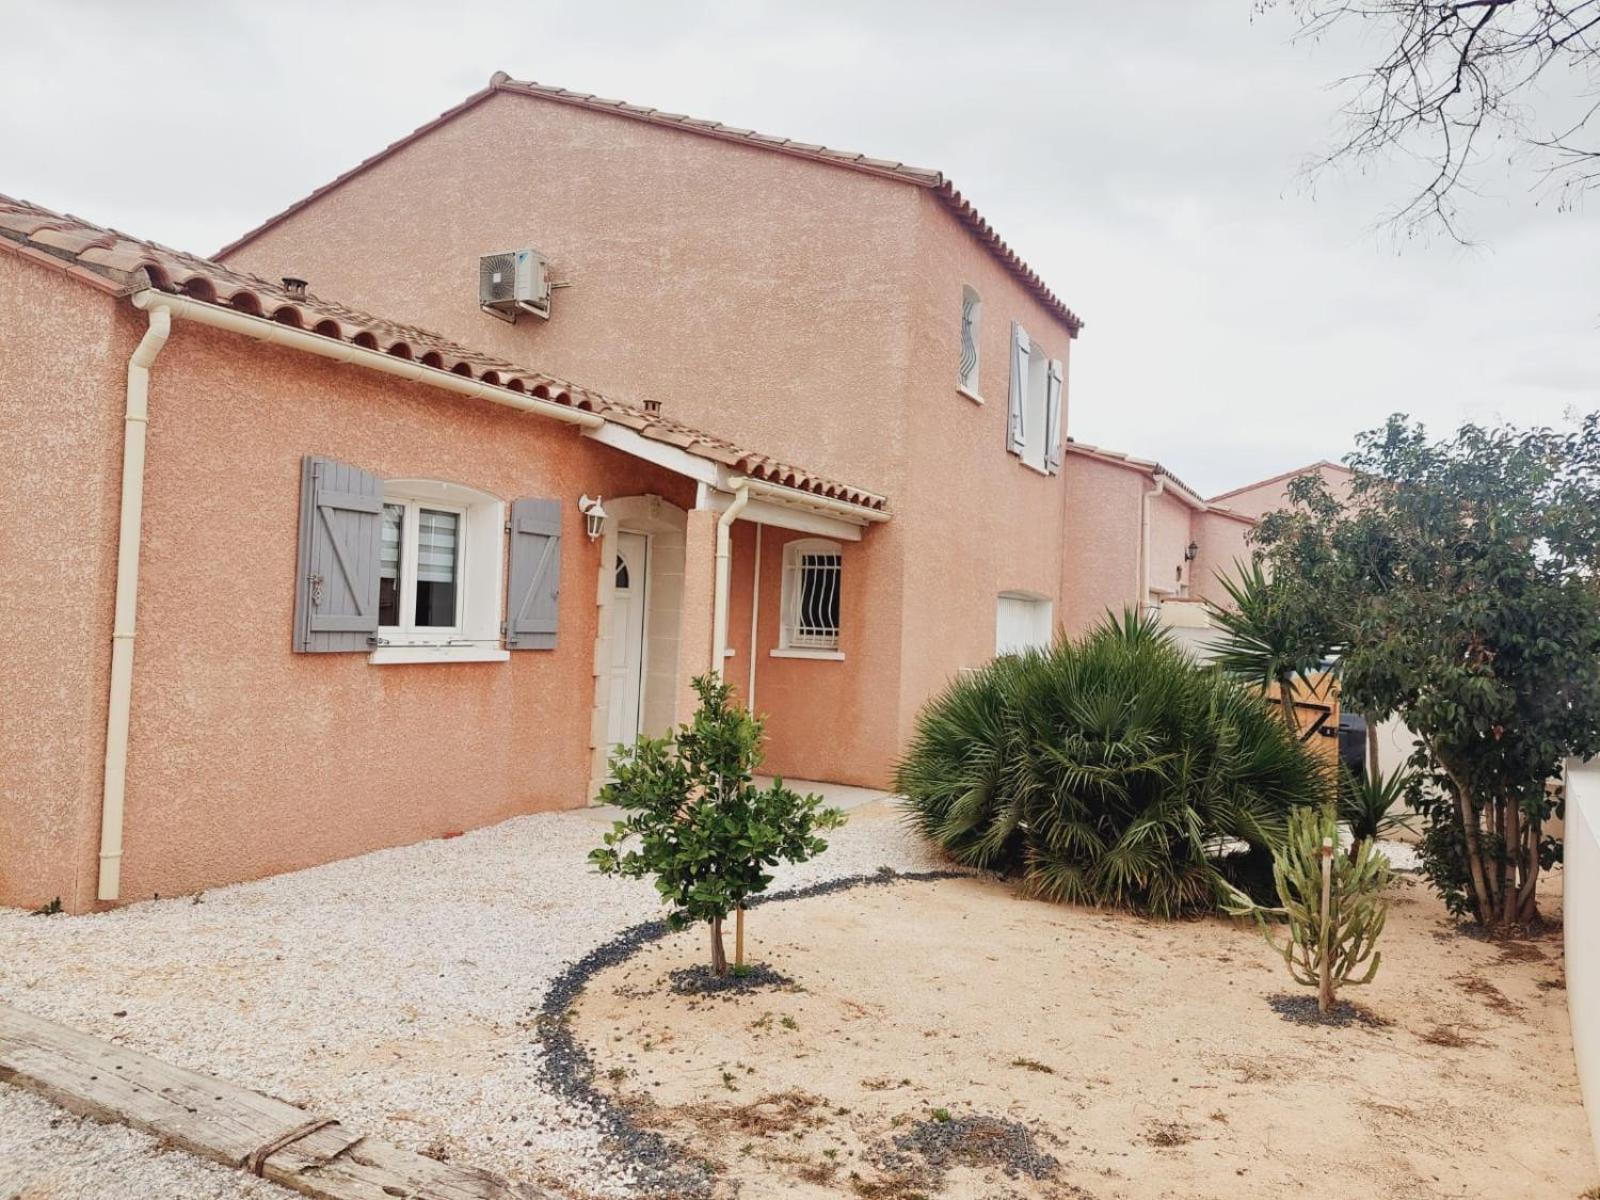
[370,479,508,665]
[773,537,845,661]
[958,285,983,403]
[382,498,467,635]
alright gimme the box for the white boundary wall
[1567,757,1600,1159]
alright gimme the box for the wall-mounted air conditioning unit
[479,249,551,322]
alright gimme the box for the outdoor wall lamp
[1184,540,1199,562]
[578,494,607,541]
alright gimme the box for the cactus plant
[1226,804,1390,1013]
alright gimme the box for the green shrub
[897,612,1329,916]
[590,674,845,975]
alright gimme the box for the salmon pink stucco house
[0,76,1332,913]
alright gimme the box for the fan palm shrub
[897,612,1329,917]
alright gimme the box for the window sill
[770,648,846,661]
[1019,459,1053,477]
[368,644,510,665]
[956,385,985,405]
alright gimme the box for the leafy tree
[1264,0,1600,241]
[1251,414,1600,928]
[590,674,845,976]
[898,612,1328,917]
[1226,804,1390,1014]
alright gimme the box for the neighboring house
[0,77,1341,913]
[1058,444,1350,636]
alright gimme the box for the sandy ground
[0,790,938,1198]
[573,870,1597,1200]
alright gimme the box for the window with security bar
[781,539,843,652]
[959,285,982,395]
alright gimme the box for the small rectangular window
[780,539,843,653]
[959,286,982,396]
[379,495,464,635]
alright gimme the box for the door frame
[588,495,688,800]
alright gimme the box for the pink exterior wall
[1147,490,1194,601]
[221,89,1080,780]
[1060,454,1146,637]
[894,190,1076,725]
[1190,510,1256,605]
[1209,462,1353,522]
[0,252,128,911]
[223,92,919,493]
[0,261,715,912]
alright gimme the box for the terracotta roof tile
[0,193,886,514]
[215,74,1082,337]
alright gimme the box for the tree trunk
[1516,807,1542,924]
[1434,746,1495,927]
[1365,714,1381,784]
[1501,798,1521,926]
[1278,675,1300,735]
[710,916,729,976]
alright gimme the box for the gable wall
[223,92,921,495]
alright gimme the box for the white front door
[606,531,649,749]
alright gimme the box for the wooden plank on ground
[0,1003,547,1199]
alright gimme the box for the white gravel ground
[0,794,941,1199]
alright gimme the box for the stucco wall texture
[222,87,1081,767]
[0,260,714,911]
[1059,450,1260,637]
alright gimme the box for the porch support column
[677,505,719,721]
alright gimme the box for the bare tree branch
[1261,0,1600,241]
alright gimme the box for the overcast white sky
[4,1,1596,494]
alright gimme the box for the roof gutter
[129,290,604,430]
[727,476,891,525]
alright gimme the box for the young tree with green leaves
[590,674,845,976]
[1251,415,1600,929]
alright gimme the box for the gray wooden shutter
[506,498,562,650]
[293,455,382,653]
[1045,358,1064,473]
[1007,322,1029,456]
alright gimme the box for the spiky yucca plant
[1337,763,1416,857]
[897,612,1329,917]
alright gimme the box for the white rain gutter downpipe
[746,524,762,711]
[98,301,173,901]
[129,291,604,431]
[1137,474,1168,619]
[712,484,751,676]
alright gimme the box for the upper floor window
[777,538,843,657]
[958,285,982,399]
[1006,322,1063,475]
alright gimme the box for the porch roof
[0,193,890,518]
